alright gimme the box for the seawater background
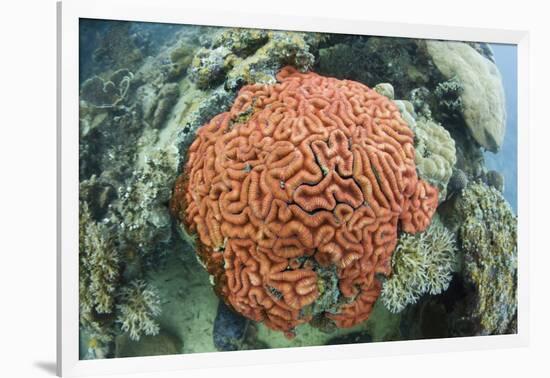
[485,43,518,213]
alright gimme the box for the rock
[452,182,517,335]
[151,83,180,129]
[115,331,182,358]
[317,37,431,98]
[448,168,469,195]
[424,41,506,152]
[167,43,195,81]
[400,296,449,340]
[485,170,505,193]
[433,77,463,118]
[213,301,249,351]
[189,30,318,91]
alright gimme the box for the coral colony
[78,23,518,357]
[170,67,439,337]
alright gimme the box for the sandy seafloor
[150,246,400,353]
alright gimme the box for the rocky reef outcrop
[450,182,517,335]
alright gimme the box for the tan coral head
[170,66,438,337]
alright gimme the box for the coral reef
[376,83,456,200]
[79,202,120,321]
[447,168,469,195]
[392,99,417,130]
[213,301,249,351]
[451,182,517,335]
[171,66,439,336]
[423,40,506,152]
[147,83,180,129]
[167,42,196,81]
[80,69,134,110]
[381,218,457,313]
[79,175,118,221]
[411,117,457,200]
[189,29,319,91]
[78,20,518,355]
[433,77,463,118]
[189,46,230,88]
[374,83,456,200]
[317,37,435,98]
[484,170,505,193]
[79,202,120,356]
[116,280,162,341]
[114,147,178,262]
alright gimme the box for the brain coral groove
[171,66,438,336]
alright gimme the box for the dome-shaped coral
[170,66,438,336]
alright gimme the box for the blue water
[484,44,518,214]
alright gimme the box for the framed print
[57,0,529,376]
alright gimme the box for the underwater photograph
[78,19,518,359]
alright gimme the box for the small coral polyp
[170,66,438,336]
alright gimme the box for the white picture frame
[57,0,530,376]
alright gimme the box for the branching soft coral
[79,202,120,316]
[380,218,456,313]
[171,66,439,335]
[116,280,162,341]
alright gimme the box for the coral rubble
[170,66,439,335]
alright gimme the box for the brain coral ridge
[171,66,438,335]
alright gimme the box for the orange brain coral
[170,66,438,336]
